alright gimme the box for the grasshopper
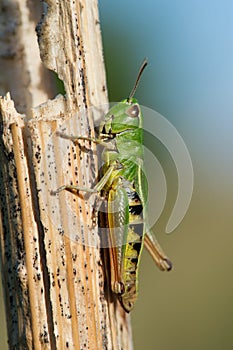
[54,59,172,312]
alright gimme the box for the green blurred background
[1,0,233,349]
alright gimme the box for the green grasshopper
[54,59,172,312]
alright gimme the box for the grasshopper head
[100,59,147,136]
[100,98,142,135]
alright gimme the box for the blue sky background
[99,1,233,349]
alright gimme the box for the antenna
[128,58,148,99]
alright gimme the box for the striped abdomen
[119,186,145,312]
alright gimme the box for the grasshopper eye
[126,104,139,118]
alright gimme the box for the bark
[0,1,133,349]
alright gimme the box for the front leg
[56,131,111,148]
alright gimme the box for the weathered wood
[0,1,55,113]
[0,1,133,349]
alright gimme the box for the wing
[107,180,129,294]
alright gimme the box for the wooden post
[0,1,133,349]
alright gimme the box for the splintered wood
[0,1,133,349]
